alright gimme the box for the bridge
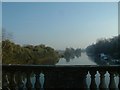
[2,65,120,89]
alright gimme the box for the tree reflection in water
[64,51,81,62]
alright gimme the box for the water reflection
[87,54,108,65]
[63,48,82,62]
[64,53,81,62]
[57,52,96,65]
[86,53,117,65]
[58,52,117,65]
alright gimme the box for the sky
[0,2,2,41]
[0,2,1,25]
[118,2,120,35]
[1,0,119,2]
[2,2,118,50]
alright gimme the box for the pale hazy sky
[3,2,118,50]
[1,0,119,2]
[0,2,2,37]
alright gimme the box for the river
[56,52,97,65]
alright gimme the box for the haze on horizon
[2,2,118,50]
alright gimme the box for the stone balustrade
[2,65,120,90]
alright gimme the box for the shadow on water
[87,55,109,65]
[86,53,119,65]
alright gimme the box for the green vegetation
[86,35,120,59]
[2,40,59,65]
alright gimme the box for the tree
[2,40,59,65]
[86,35,120,59]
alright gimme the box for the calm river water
[56,52,96,65]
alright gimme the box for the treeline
[2,40,59,65]
[86,35,120,59]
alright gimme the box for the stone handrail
[2,65,120,89]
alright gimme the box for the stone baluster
[8,71,17,90]
[26,72,32,90]
[89,71,97,89]
[17,72,24,90]
[118,72,120,89]
[99,71,107,89]
[34,72,41,90]
[109,71,116,89]
[2,72,9,90]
